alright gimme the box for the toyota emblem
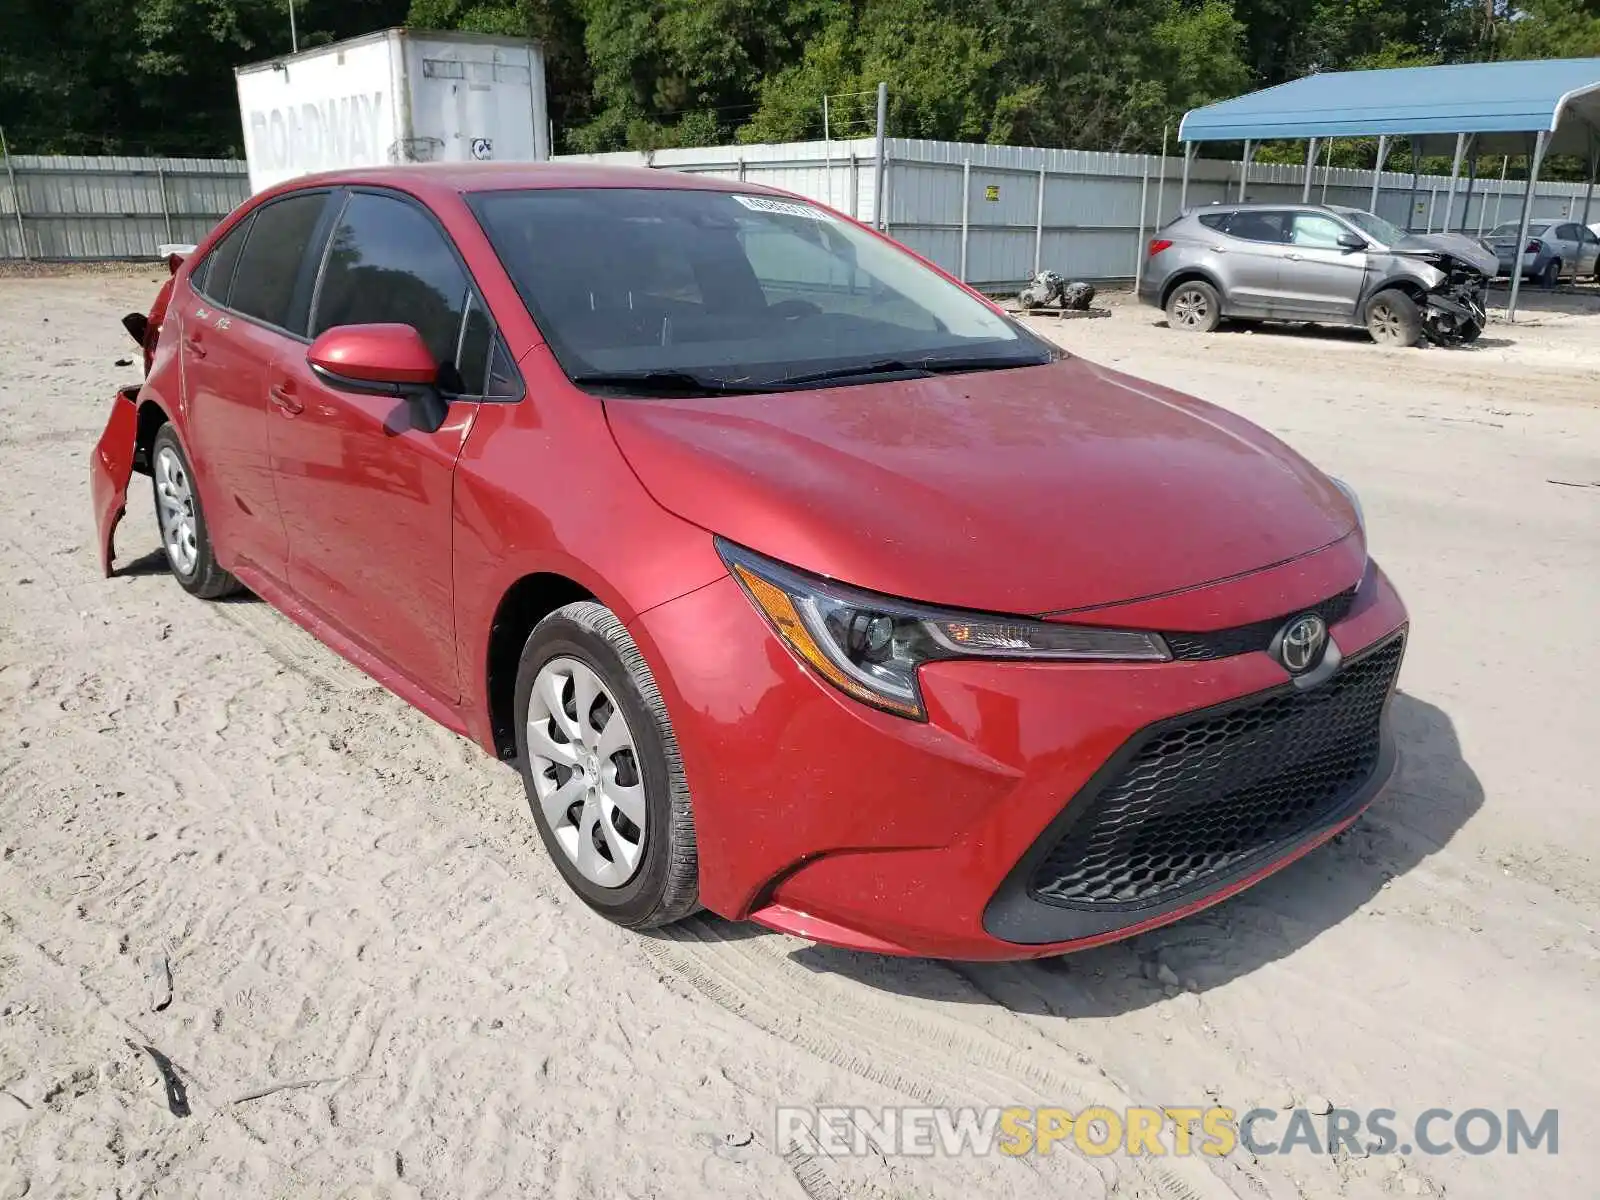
[1276,614,1328,674]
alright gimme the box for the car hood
[604,358,1357,615]
[1389,232,1499,277]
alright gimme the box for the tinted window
[1197,212,1230,230]
[485,337,522,400]
[1554,224,1578,240]
[456,291,494,395]
[230,193,330,332]
[195,215,253,304]
[470,188,1045,388]
[313,192,470,384]
[1583,228,1600,245]
[1290,214,1351,248]
[1226,211,1292,243]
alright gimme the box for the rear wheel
[1539,259,1561,288]
[150,425,240,599]
[513,601,699,929]
[1365,289,1422,348]
[1165,281,1221,333]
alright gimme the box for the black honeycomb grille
[1029,633,1403,909]
[1162,588,1357,662]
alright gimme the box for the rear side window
[230,193,331,333]
[194,216,253,305]
[1554,224,1579,241]
[1197,212,1230,230]
[313,192,470,377]
[1225,211,1292,244]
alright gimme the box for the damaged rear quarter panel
[90,385,142,576]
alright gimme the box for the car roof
[258,161,783,203]
[1196,201,1339,213]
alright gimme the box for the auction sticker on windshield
[733,194,836,221]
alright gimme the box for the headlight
[1330,477,1365,542]
[1330,477,1369,589]
[718,539,1170,720]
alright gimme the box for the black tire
[1364,289,1422,347]
[1165,280,1221,333]
[149,424,241,599]
[1539,259,1561,288]
[513,601,699,929]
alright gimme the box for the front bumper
[634,550,1407,961]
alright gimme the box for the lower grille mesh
[1030,633,1404,908]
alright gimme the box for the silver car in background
[1485,220,1600,286]
[1139,203,1497,347]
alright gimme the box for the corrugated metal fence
[0,155,249,261]
[558,137,1599,289]
[4,140,1594,285]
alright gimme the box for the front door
[1278,212,1371,320]
[267,189,491,704]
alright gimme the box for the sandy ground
[1,269,1597,1200]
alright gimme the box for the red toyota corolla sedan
[90,163,1407,960]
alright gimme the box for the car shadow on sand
[1199,320,1516,351]
[767,690,1482,1018]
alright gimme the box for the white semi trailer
[235,28,549,194]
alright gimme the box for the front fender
[90,386,141,576]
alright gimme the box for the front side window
[230,193,331,332]
[469,187,1051,392]
[313,191,516,397]
[1289,214,1352,249]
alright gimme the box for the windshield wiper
[775,354,1051,389]
[569,369,766,396]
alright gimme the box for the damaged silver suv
[1139,203,1496,347]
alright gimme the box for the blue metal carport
[1178,58,1600,319]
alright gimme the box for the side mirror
[1337,232,1368,252]
[122,312,150,346]
[307,323,448,433]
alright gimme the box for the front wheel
[1365,289,1422,347]
[1165,281,1221,333]
[513,601,699,929]
[150,425,240,599]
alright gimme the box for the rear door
[178,191,334,585]
[1578,225,1600,275]
[1216,210,1293,316]
[267,189,516,703]
[1553,224,1587,277]
[1278,212,1370,320]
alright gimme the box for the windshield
[1334,208,1405,245]
[1489,222,1550,238]
[469,187,1052,392]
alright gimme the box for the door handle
[268,382,303,415]
[1284,252,1302,261]
[1210,245,1228,253]
[182,336,207,360]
